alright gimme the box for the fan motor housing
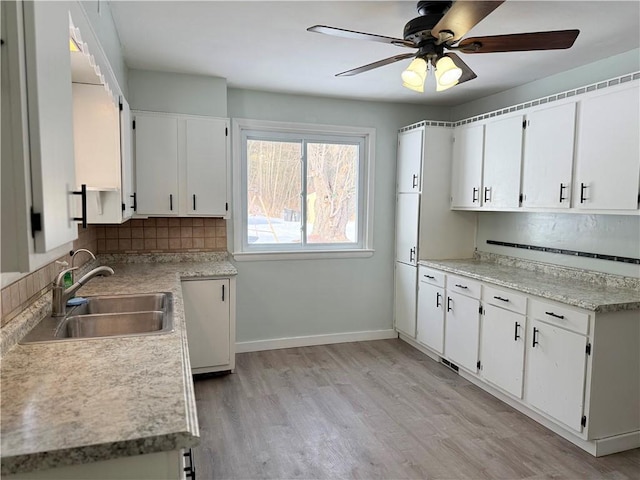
[404,1,452,44]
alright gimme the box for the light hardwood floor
[193,339,639,479]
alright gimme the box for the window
[232,119,375,260]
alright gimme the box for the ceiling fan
[308,1,580,92]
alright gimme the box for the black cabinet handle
[580,183,588,204]
[169,194,173,211]
[222,284,225,302]
[493,295,509,302]
[130,192,137,212]
[412,174,418,189]
[193,194,197,211]
[454,284,468,289]
[436,292,442,308]
[559,183,567,202]
[545,311,565,320]
[72,184,87,229]
[514,322,520,341]
[484,186,491,203]
[532,327,539,347]
[424,275,435,279]
[409,247,416,262]
[472,187,479,203]
[447,297,452,312]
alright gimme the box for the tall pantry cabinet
[394,123,476,339]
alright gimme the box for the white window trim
[232,118,375,261]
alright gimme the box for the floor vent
[441,358,459,373]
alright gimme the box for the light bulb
[435,56,462,90]
[401,57,427,91]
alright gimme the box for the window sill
[232,249,375,262]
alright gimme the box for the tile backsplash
[0,217,227,325]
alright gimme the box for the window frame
[232,118,375,261]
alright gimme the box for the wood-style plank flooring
[193,339,639,479]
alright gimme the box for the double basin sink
[20,293,173,344]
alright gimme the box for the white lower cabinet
[394,262,417,338]
[444,290,481,373]
[182,277,236,374]
[416,267,445,354]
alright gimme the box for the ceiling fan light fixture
[435,56,462,89]
[401,57,427,91]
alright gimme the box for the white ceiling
[109,1,640,106]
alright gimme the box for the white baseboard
[236,329,398,353]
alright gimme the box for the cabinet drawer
[529,299,590,335]
[483,285,527,315]
[418,266,445,288]
[447,274,481,299]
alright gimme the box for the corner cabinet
[182,277,236,374]
[134,112,230,217]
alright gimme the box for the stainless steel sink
[20,293,173,344]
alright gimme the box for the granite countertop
[419,254,640,313]
[0,253,237,475]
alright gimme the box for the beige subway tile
[105,239,119,252]
[215,237,227,249]
[10,284,20,311]
[105,226,119,239]
[181,238,193,249]
[169,227,181,238]
[216,226,226,238]
[192,218,204,226]
[156,227,169,238]
[18,278,27,304]
[203,218,216,227]
[144,238,157,250]
[192,227,204,238]
[119,239,132,251]
[155,218,168,227]
[204,227,216,238]
[26,273,36,299]
[131,238,144,250]
[131,227,144,239]
[2,288,12,317]
[97,238,106,252]
[180,218,193,227]
[192,237,204,249]
[168,218,181,227]
[180,227,193,238]
[143,218,156,227]
[118,228,131,239]
[130,219,145,228]
[168,238,181,250]
[156,238,169,250]
[204,237,217,249]
[216,218,226,227]
[143,227,157,239]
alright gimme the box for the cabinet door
[23,1,78,252]
[186,118,228,216]
[483,115,523,208]
[135,114,179,215]
[525,319,588,432]
[521,102,576,208]
[182,279,230,369]
[443,291,480,372]
[395,262,417,338]
[120,97,135,220]
[451,124,484,208]
[395,193,419,265]
[481,304,525,398]
[397,128,423,193]
[574,85,640,210]
[417,282,445,354]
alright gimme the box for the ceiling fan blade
[457,30,580,53]
[432,1,505,42]
[336,53,416,77]
[445,53,477,85]
[308,25,416,48]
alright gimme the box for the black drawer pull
[545,311,565,320]
[193,194,197,211]
[484,186,491,203]
[412,174,418,189]
[424,275,435,279]
[436,292,442,308]
[169,194,173,211]
[493,295,509,302]
[514,322,521,341]
[559,183,567,202]
[130,192,137,211]
[472,187,479,203]
[454,284,468,289]
[447,297,452,312]
[580,183,588,203]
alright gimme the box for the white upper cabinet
[23,0,78,251]
[135,114,179,215]
[521,102,576,209]
[483,115,523,209]
[395,194,420,265]
[134,112,229,217]
[120,97,135,220]
[397,128,423,193]
[185,118,228,216]
[573,84,640,211]
[451,123,484,208]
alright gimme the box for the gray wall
[128,69,227,116]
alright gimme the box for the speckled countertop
[419,253,640,313]
[0,253,237,475]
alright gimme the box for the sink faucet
[52,266,115,317]
[70,249,96,282]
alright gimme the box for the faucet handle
[53,267,78,287]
